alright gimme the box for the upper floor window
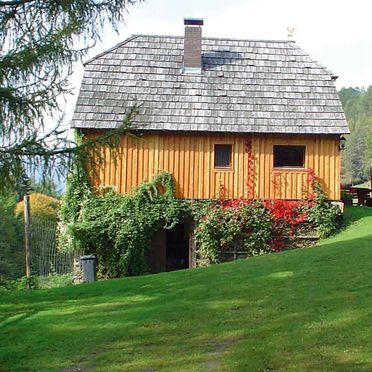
[273,145,305,168]
[214,144,232,168]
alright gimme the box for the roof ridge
[132,33,294,43]
[83,33,297,67]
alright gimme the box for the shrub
[341,189,353,200]
[0,273,74,291]
[39,273,73,289]
[263,199,308,251]
[194,201,274,265]
[193,169,342,265]
[307,170,342,238]
[15,192,60,222]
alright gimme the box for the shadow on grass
[1,233,371,371]
[0,310,37,330]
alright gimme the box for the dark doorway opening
[165,222,189,271]
[147,221,191,274]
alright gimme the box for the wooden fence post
[24,194,32,279]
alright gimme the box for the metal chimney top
[184,18,204,26]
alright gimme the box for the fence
[31,217,75,276]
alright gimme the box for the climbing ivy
[58,131,92,254]
[306,169,342,238]
[63,171,189,277]
[59,151,342,278]
[193,200,273,266]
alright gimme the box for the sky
[64,0,372,121]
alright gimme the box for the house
[71,19,349,272]
[72,18,349,201]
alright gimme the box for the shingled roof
[72,34,349,134]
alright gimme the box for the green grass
[1,207,372,371]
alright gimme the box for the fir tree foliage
[0,192,24,281]
[0,0,142,190]
[30,176,61,198]
[339,86,372,185]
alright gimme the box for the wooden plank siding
[84,130,341,200]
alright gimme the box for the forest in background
[339,86,372,186]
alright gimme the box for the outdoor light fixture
[339,135,346,151]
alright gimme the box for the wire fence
[31,217,75,276]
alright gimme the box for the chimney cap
[184,18,204,26]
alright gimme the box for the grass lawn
[1,206,372,371]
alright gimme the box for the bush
[39,273,74,289]
[308,201,342,238]
[341,189,353,200]
[193,173,342,264]
[0,273,74,291]
[0,275,40,291]
[15,192,60,222]
[307,174,342,238]
[194,201,274,265]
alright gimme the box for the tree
[30,176,61,197]
[0,192,24,281]
[342,128,368,185]
[339,86,372,185]
[0,0,142,190]
[338,87,363,131]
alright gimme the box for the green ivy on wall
[60,169,190,278]
[193,200,274,265]
[59,161,341,278]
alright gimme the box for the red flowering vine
[218,183,228,200]
[305,168,321,206]
[306,168,318,183]
[263,199,307,251]
[221,196,252,209]
[245,138,255,199]
[211,166,336,256]
[272,172,283,198]
[263,199,307,228]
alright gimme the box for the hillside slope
[1,207,372,371]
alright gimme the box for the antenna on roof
[287,27,297,40]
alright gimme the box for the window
[214,144,232,168]
[273,145,305,168]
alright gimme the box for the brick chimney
[183,18,204,74]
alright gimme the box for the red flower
[308,192,315,201]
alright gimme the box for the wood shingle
[72,35,349,134]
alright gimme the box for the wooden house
[72,19,349,272]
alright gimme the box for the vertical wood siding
[85,131,341,200]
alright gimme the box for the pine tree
[339,86,372,185]
[0,0,142,190]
